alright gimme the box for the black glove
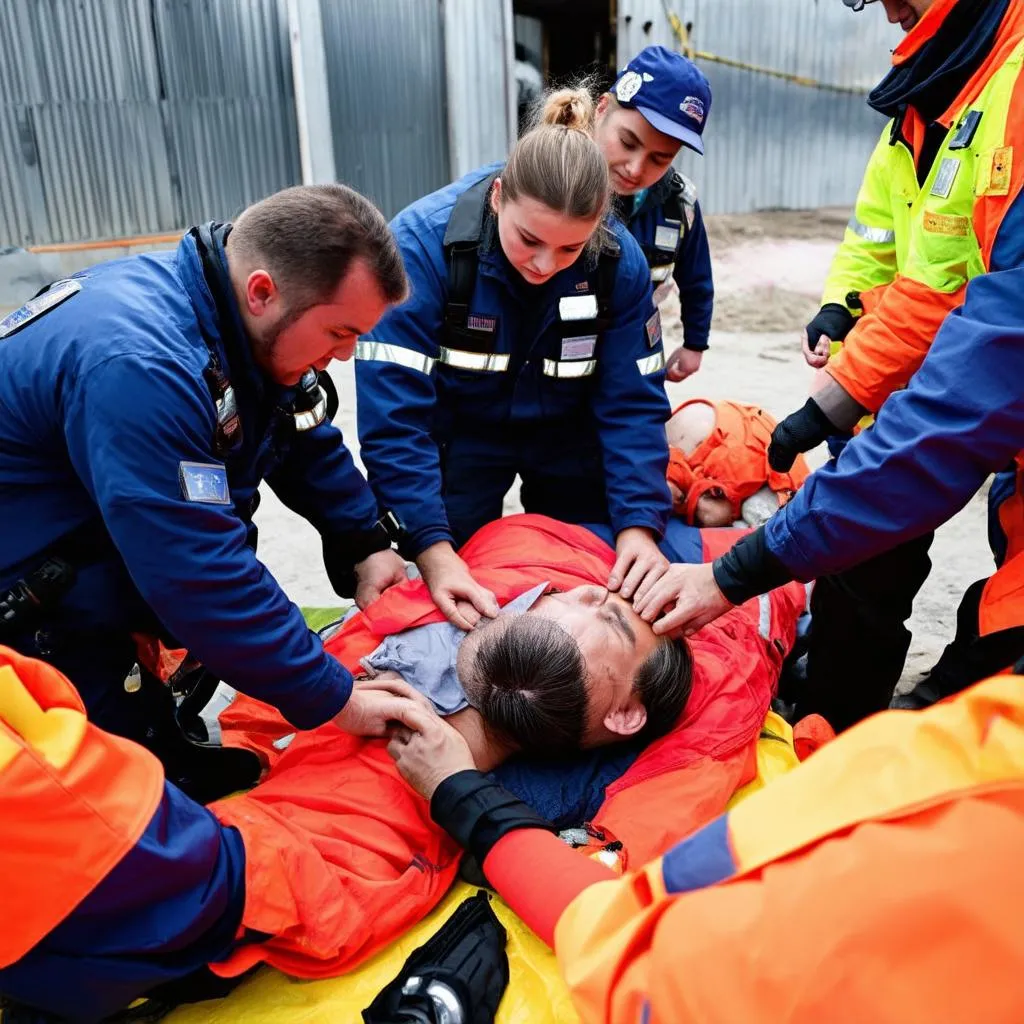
[768,397,836,472]
[712,527,796,607]
[806,303,855,350]
[430,770,556,868]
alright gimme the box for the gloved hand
[768,397,835,472]
[801,303,855,368]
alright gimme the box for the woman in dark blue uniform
[356,91,673,629]
[593,46,715,382]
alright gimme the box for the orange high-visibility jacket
[485,672,1024,1024]
[209,515,806,978]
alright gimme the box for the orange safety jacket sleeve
[587,679,1024,1023]
[486,675,1024,1024]
[825,275,967,413]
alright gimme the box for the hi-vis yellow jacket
[822,0,1024,413]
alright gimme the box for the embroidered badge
[680,96,706,125]
[615,71,643,103]
[179,461,232,505]
[645,309,663,349]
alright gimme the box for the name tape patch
[466,313,497,333]
[561,335,597,360]
[930,157,960,199]
[559,294,599,322]
[654,223,681,252]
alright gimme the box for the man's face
[529,585,659,745]
[880,0,935,32]
[245,259,391,386]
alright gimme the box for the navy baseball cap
[610,46,711,154]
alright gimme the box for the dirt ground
[255,208,993,690]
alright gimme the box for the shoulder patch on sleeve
[179,461,232,505]
[678,175,698,230]
[645,308,663,349]
[0,279,81,340]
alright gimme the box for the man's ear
[603,699,647,738]
[244,269,278,317]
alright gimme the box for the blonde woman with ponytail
[356,88,673,630]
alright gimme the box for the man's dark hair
[467,616,693,754]
[231,183,407,311]
[467,615,587,755]
[633,637,693,743]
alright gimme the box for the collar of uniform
[178,226,270,405]
[622,169,678,223]
[893,0,962,65]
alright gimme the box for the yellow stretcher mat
[166,882,580,1024]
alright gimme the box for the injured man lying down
[0,515,806,1023]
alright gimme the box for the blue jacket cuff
[405,524,457,560]
[280,656,353,730]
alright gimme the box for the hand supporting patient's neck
[447,708,518,772]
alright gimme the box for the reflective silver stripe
[758,594,772,641]
[542,358,597,379]
[197,682,238,747]
[438,347,510,372]
[355,341,435,374]
[847,216,895,244]
[636,351,666,375]
[650,263,674,283]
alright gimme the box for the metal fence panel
[321,0,450,220]
[0,0,300,245]
[444,0,515,180]
[153,0,301,224]
[618,0,901,214]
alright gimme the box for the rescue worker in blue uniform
[0,184,421,800]
[632,264,1024,725]
[356,91,673,629]
[593,46,715,382]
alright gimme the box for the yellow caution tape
[660,0,871,97]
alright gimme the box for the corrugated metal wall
[444,0,516,180]
[0,0,300,246]
[321,0,450,220]
[154,0,301,225]
[618,0,901,214]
